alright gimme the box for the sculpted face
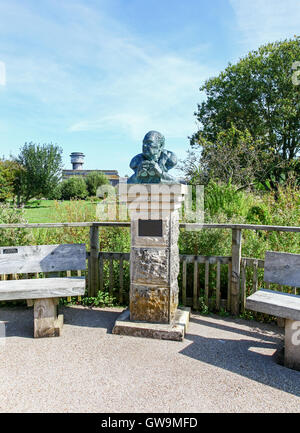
[142,131,164,161]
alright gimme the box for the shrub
[180,181,300,258]
[204,180,254,219]
[85,171,109,197]
[60,177,88,200]
[0,203,33,246]
[47,184,62,200]
[0,160,23,202]
[89,196,101,202]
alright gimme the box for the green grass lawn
[23,199,98,223]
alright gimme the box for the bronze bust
[127,131,179,184]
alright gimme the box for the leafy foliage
[0,160,23,201]
[84,171,109,196]
[179,181,300,259]
[0,203,33,246]
[59,290,116,307]
[188,37,300,190]
[47,184,62,200]
[204,180,255,219]
[80,291,116,307]
[60,177,88,200]
[183,126,278,190]
[14,142,63,204]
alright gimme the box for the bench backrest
[264,251,300,288]
[0,244,86,274]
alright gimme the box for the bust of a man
[127,131,178,184]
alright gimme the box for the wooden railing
[0,222,299,315]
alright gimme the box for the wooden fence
[0,222,299,315]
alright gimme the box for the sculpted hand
[137,162,150,178]
[138,161,161,178]
[148,162,162,177]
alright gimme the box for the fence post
[89,225,99,297]
[231,228,242,315]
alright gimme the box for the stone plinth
[113,307,190,341]
[112,183,189,340]
[130,214,180,323]
[126,184,187,324]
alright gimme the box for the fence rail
[0,222,299,231]
[0,222,299,315]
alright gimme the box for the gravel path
[0,305,299,413]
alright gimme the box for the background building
[62,152,119,186]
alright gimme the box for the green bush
[180,181,300,259]
[0,203,33,246]
[0,164,13,202]
[85,171,109,197]
[60,177,88,200]
[81,291,116,307]
[47,184,62,200]
[179,182,300,309]
[0,160,23,202]
[204,180,255,219]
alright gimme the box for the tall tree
[188,37,300,190]
[14,142,63,204]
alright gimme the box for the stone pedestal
[130,211,180,323]
[112,183,190,340]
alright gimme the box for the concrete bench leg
[33,298,63,338]
[284,319,300,371]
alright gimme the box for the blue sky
[0,0,299,176]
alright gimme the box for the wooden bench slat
[0,277,85,301]
[0,244,86,274]
[245,289,300,321]
[264,251,300,287]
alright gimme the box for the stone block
[131,247,169,285]
[112,307,191,341]
[130,284,170,323]
[131,212,179,248]
[129,282,179,323]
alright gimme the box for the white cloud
[0,1,217,141]
[70,113,151,137]
[230,0,300,49]
[69,53,213,139]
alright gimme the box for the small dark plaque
[138,219,162,237]
[3,248,18,254]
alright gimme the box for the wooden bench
[0,244,86,338]
[246,251,300,370]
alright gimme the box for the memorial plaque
[3,248,18,254]
[138,219,162,237]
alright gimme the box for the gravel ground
[0,305,299,413]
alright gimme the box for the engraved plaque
[3,248,18,254]
[138,219,162,237]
